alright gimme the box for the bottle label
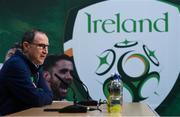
[110,97,120,105]
[107,96,122,113]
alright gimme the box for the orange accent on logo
[64,48,73,57]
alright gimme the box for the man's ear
[43,71,51,82]
[22,42,30,52]
[43,71,52,89]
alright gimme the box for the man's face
[24,32,49,65]
[51,59,73,100]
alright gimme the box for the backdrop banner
[0,0,180,116]
[64,0,180,111]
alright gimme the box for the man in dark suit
[0,29,53,115]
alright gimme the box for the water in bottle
[107,73,123,113]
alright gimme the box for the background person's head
[4,42,21,62]
[43,54,73,100]
[21,29,49,65]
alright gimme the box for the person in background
[42,54,73,100]
[4,42,21,62]
[0,64,2,69]
[0,42,21,70]
[0,29,53,115]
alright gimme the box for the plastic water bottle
[107,73,123,113]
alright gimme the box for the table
[8,101,158,116]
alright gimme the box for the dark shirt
[0,50,53,115]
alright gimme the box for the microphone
[55,73,97,106]
[73,76,92,100]
[54,73,77,104]
[45,73,100,113]
[45,73,87,113]
[72,74,98,106]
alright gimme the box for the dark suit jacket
[0,50,53,115]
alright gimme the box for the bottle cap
[114,73,121,80]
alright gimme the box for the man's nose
[66,72,73,80]
[43,47,48,54]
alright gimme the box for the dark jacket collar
[15,50,41,74]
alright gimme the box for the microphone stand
[54,73,77,104]
[44,74,101,113]
[73,76,98,106]
[53,74,101,113]
[54,73,87,113]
